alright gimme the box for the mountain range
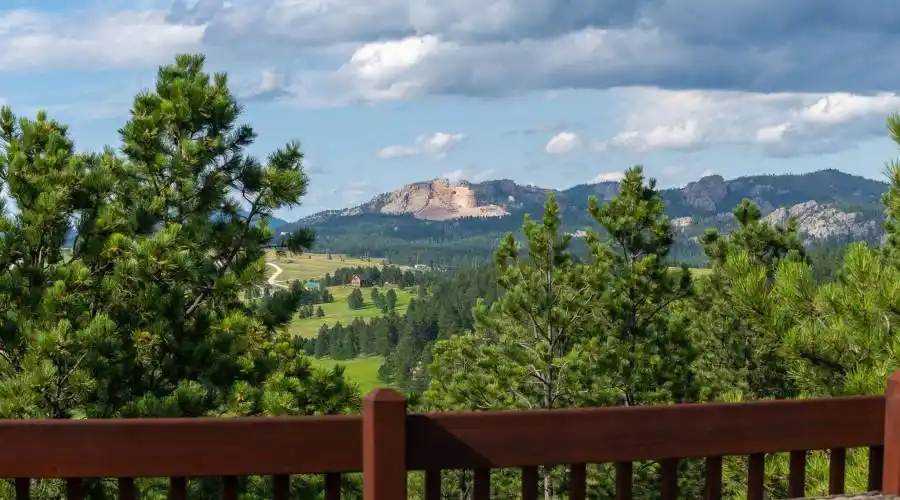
[271,169,888,266]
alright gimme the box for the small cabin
[350,275,362,288]
[305,279,321,291]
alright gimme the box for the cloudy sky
[3,0,900,219]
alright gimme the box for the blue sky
[2,0,900,220]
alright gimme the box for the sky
[2,0,900,220]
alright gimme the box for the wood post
[363,388,407,500]
[882,370,900,493]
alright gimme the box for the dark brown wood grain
[660,459,678,500]
[272,474,290,500]
[829,448,846,494]
[871,445,885,492]
[472,468,490,500]
[569,463,586,500]
[222,475,238,500]
[325,472,341,500]
[704,456,722,500]
[424,469,441,500]
[789,450,806,498]
[616,461,633,500]
[521,466,538,500]
[747,453,764,500]
[14,478,28,500]
[405,396,884,470]
[117,478,135,500]
[66,478,83,500]
[169,476,186,500]
[0,416,362,478]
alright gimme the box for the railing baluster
[705,456,722,500]
[569,463,586,500]
[870,445,884,492]
[14,478,29,500]
[118,478,135,500]
[521,467,538,500]
[616,461,633,500]
[169,476,187,500]
[324,472,341,500]
[660,459,678,500]
[472,468,490,500]
[788,450,806,498]
[829,448,846,494]
[272,474,290,500]
[747,453,765,500]
[66,478,83,500]
[223,475,238,500]
[424,469,441,500]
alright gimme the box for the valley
[263,251,413,392]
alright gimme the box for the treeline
[323,265,423,287]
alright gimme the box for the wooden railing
[4,371,900,499]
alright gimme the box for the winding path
[265,262,289,289]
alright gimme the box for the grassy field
[288,285,415,338]
[265,251,382,282]
[310,356,386,394]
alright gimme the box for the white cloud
[592,88,900,157]
[592,171,624,183]
[545,131,581,154]
[376,146,420,159]
[439,168,495,183]
[376,131,465,159]
[0,9,203,70]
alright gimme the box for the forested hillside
[285,169,889,269]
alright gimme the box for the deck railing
[4,371,900,499]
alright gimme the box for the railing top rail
[0,395,886,479]
[0,414,363,478]
[406,396,885,470]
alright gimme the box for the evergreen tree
[579,166,696,406]
[370,287,384,310]
[0,54,359,498]
[426,193,601,498]
[385,288,398,312]
[316,306,325,318]
[346,288,364,310]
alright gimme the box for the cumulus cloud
[328,1,900,102]
[10,0,900,100]
[376,146,420,159]
[545,131,581,154]
[592,88,900,157]
[377,132,465,159]
[0,8,202,70]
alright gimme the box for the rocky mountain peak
[762,200,880,242]
[682,174,728,211]
[374,178,509,221]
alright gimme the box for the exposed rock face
[682,175,728,211]
[762,201,879,241]
[377,179,509,221]
[670,216,693,230]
